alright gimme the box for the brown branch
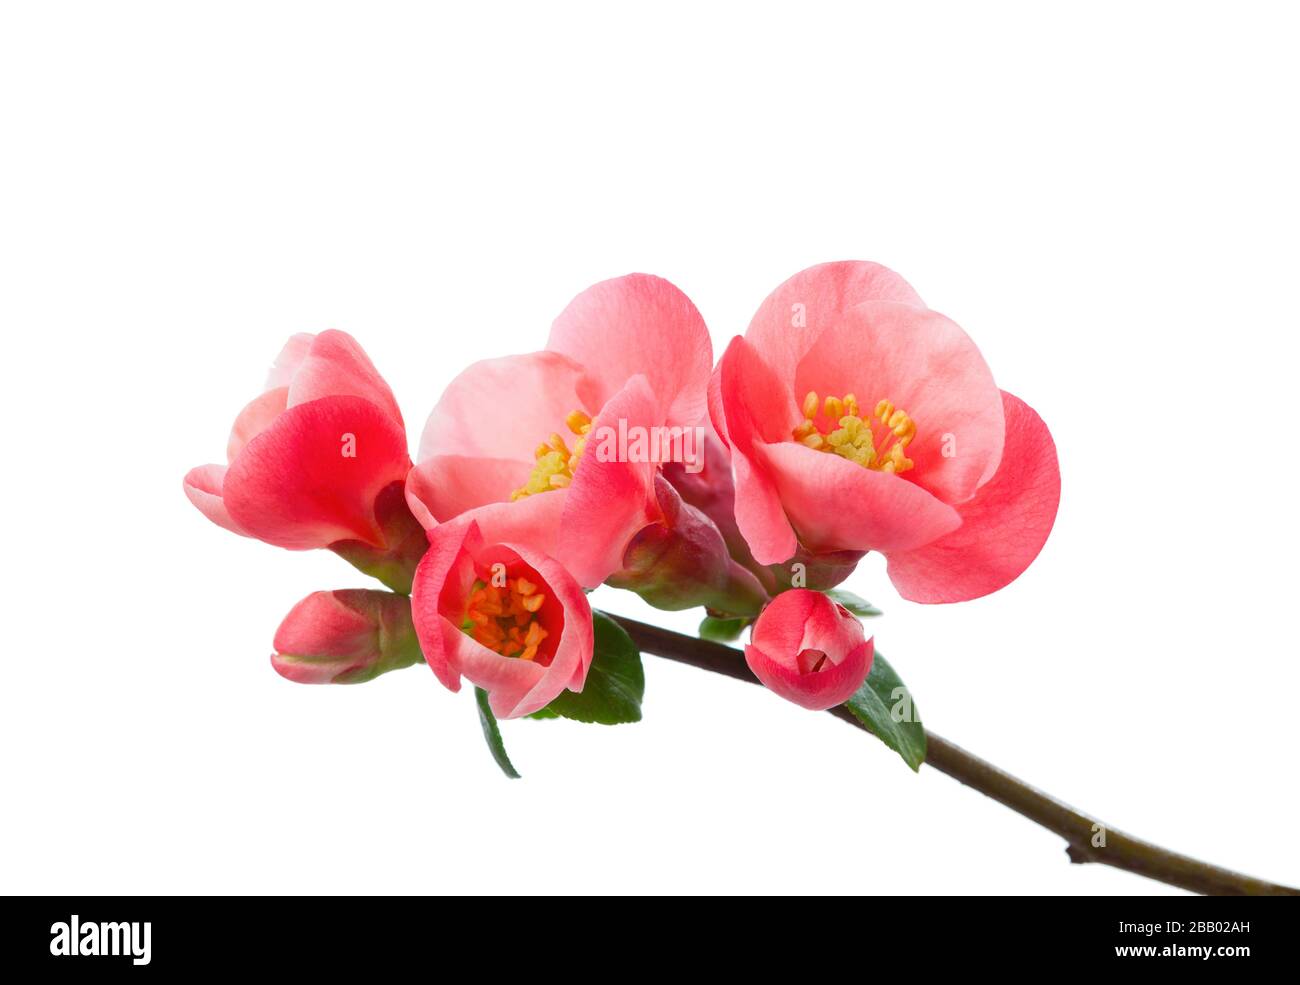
[611,614,1299,896]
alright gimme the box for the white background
[2,2,1297,896]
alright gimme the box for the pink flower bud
[744,590,873,710]
[272,590,422,685]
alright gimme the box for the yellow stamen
[511,407,594,500]
[792,390,916,474]
[463,578,550,662]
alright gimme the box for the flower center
[510,409,592,500]
[791,391,916,474]
[462,576,552,663]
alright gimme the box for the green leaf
[826,589,883,618]
[842,651,926,771]
[475,687,521,779]
[699,614,749,643]
[541,611,645,724]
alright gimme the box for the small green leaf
[842,651,925,771]
[699,614,749,643]
[475,687,521,779]
[540,611,645,724]
[826,589,883,617]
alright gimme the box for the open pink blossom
[184,330,412,552]
[405,274,712,588]
[744,589,873,710]
[410,509,594,719]
[711,261,1060,603]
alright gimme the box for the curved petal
[265,333,315,390]
[404,455,529,528]
[466,493,567,560]
[223,395,412,550]
[712,337,797,565]
[756,441,961,554]
[793,301,1004,504]
[183,464,250,538]
[749,588,823,655]
[418,350,588,464]
[226,386,288,462]
[455,633,548,718]
[547,273,712,428]
[556,374,662,587]
[745,261,924,387]
[410,517,477,691]
[744,639,872,711]
[886,391,1060,603]
[286,330,405,430]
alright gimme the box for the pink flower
[743,589,873,710]
[711,261,1060,603]
[405,274,712,588]
[184,330,417,569]
[410,509,594,719]
[272,590,423,684]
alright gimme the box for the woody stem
[609,614,1299,897]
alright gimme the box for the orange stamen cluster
[463,576,551,662]
[511,409,593,500]
[792,391,917,474]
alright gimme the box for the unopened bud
[744,589,873,710]
[271,589,422,684]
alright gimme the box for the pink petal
[749,587,824,654]
[793,301,1004,505]
[744,639,873,711]
[456,631,548,719]
[464,494,567,559]
[223,395,412,550]
[886,391,1060,603]
[226,386,288,462]
[745,261,924,388]
[711,337,797,565]
[286,330,405,431]
[182,464,251,537]
[555,374,662,587]
[409,518,476,691]
[547,274,712,428]
[404,455,530,528]
[417,350,588,464]
[265,333,315,390]
[756,442,961,554]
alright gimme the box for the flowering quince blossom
[744,589,873,710]
[410,509,595,719]
[405,274,714,589]
[710,261,1061,603]
[272,590,423,684]
[183,331,425,589]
